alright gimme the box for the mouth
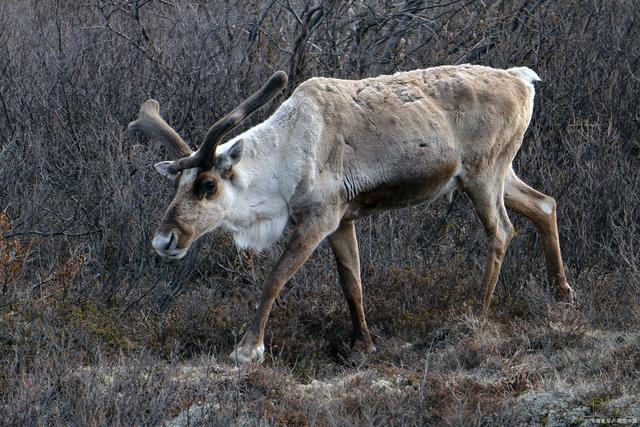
[155,248,188,260]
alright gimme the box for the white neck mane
[230,214,290,251]
[217,95,320,251]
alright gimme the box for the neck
[218,93,321,251]
[218,104,293,251]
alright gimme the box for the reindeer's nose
[152,229,179,252]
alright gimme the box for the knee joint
[538,196,556,217]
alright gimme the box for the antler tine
[168,71,288,173]
[128,99,193,158]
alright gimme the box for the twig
[2,228,102,239]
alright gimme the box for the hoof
[351,336,377,353]
[558,281,574,304]
[229,344,265,365]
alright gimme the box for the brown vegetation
[1,0,638,425]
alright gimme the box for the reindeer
[128,65,573,364]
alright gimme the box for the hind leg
[463,181,515,312]
[504,168,573,301]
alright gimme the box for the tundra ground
[1,1,639,425]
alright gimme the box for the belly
[344,163,459,220]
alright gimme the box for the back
[293,65,533,205]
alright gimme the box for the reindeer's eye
[202,180,216,193]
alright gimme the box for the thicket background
[1,0,638,425]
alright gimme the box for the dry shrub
[1,0,639,425]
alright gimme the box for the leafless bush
[1,0,639,424]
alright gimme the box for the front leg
[230,211,339,365]
[327,221,376,352]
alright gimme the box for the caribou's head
[128,71,287,259]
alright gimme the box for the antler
[128,99,193,158]
[167,70,288,173]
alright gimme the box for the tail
[507,67,540,103]
[507,67,541,84]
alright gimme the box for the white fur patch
[231,212,289,251]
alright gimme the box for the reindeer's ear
[154,161,178,180]
[215,139,244,178]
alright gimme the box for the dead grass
[2,279,638,426]
[1,0,639,425]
